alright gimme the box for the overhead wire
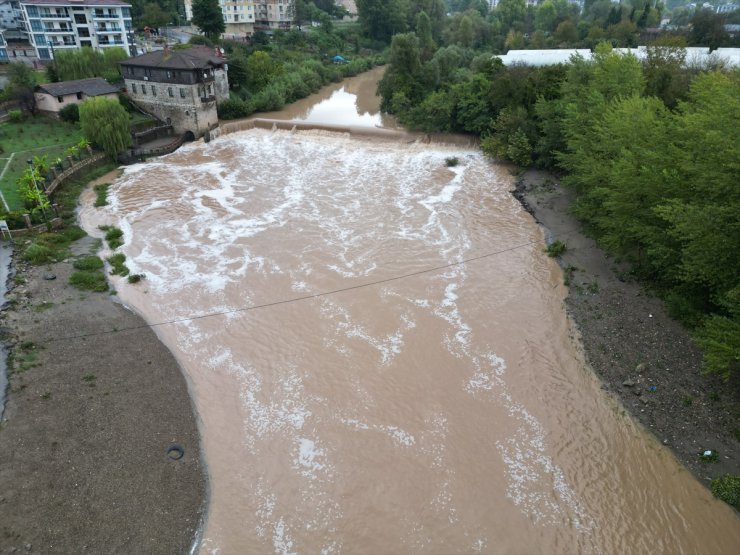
[41,226,583,344]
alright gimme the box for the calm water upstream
[80,67,740,554]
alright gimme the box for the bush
[101,226,123,249]
[24,243,53,264]
[94,183,109,207]
[445,157,459,167]
[711,475,740,508]
[546,240,568,258]
[8,110,24,123]
[106,252,129,276]
[218,97,252,120]
[69,270,108,292]
[73,255,103,271]
[59,103,79,123]
[127,273,146,283]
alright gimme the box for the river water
[80,67,740,554]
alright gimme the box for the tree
[245,51,283,92]
[416,10,436,59]
[79,97,131,161]
[689,9,730,51]
[288,0,311,28]
[191,0,225,42]
[356,0,410,42]
[7,63,38,114]
[142,2,171,30]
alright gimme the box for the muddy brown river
[80,67,740,554]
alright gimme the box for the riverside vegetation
[354,2,739,506]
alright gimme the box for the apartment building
[0,0,28,39]
[19,0,135,60]
[184,0,291,38]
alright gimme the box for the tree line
[377,25,739,380]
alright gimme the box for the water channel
[80,66,740,554]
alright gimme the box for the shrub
[711,475,740,508]
[8,109,24,123]
[73,255,104,271]
[59,103,80,123]
[445,157,459,167]
[546,240,568,258]
[69,270,108,292]
[94,183,109,207]
[101,226,124,249]
[24,243,53,264]
[106,252,129,276]
[127,273,146,283]
[218,97,251,120]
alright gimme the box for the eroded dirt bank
[0,192,206,553]
[515,169,740,485]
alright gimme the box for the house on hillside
[120,46,229,139]
[35,77,118,115]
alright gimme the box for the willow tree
[79,97,131,161]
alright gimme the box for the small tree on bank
[79,97,131,161]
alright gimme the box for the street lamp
[26,159,47,222]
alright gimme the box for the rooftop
[37,77,119,97]
[120,46,226,71]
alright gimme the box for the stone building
[120,46,229,139]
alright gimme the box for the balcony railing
[200,95,216,103]
[99,40,124,45]
[96,25,121,32]
[93,13,120,20]
[43,27,73,33]
[39,13,70,19]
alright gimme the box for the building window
[166,70,171,78]
[33,34,46,46]
[131,83,136,94]
[142,85,146,95]
[26,6,38,16]
[151,85,156,96]
[168,87,173,97]
[76,92,82,100]
[30,19,42,31]
[180,88,186,98]
[57,96,63,103]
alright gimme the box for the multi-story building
[19,0,135,61]
[0,0,28,40]
[0,30,8,61]
[120,45,229,138]
[184,0,291,38]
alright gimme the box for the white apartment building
[184,0,291,38]
[0,0,28,39]
[19,0,135,60]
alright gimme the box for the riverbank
[515,169,739,487]
[0,174,206,552]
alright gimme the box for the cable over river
[80,67,740,554]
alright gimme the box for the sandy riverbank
[0,176,206,553]
[515,169,739,486]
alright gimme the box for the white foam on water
[340,418,416,447]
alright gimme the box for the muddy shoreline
[514,169,739,488]
[0,177,207,553]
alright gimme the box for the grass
[127,273,145,283]
[69,270,108,292]
[0,115,84,209]
[21,225,87,265]
[93,183,110,207]
[711,475,740,508]
[546,240,568,258]
[99,225,124,249]
[106,252,129,276]
[73,255,104,271]
[445,156,459,167]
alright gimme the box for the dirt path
[515,170,739,486]
[0,187,206,553]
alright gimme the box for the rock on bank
[0,236,206,553]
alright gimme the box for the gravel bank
[514,169,739,488]
[0,224,206,553]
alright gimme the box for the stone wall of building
[125,78,217,137]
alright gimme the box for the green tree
[494,0,526,29]
[6,63,37,114]
[192,0,225,41]
[689,9,730,51]
[416,10,436,59]
[356,0,410,42]
[142,2,171,30]
[227,53,249,89]
[245,51,283,92]
[79,97,131,161]
[377,33,423,111]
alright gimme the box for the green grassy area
[0,115,84,210]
